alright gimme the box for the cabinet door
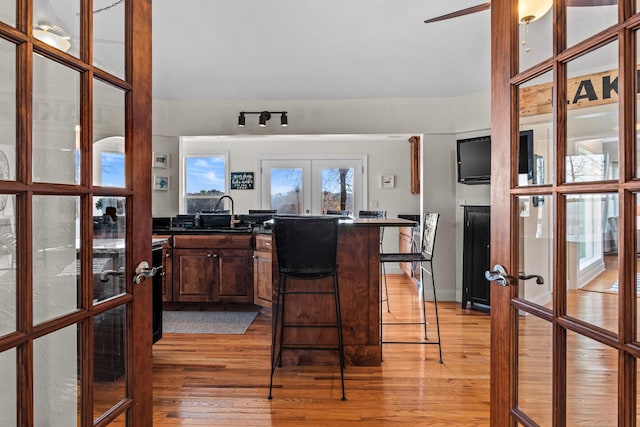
[253,250,272,308]
[172,249,216,302]
[462,206,491,308]
[161,248,173,302]
[398,227,412,277]
[216,249,253,302]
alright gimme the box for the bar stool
[379,212,442,363]
[358,210,390,312]
[268,215,346,401]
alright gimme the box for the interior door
[491,1,636,425]
[0,1,152,425]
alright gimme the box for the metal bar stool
[268,215,346,401]
[379,212,442,363]
[358,210,390,312]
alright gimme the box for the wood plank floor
[151,274,491,426]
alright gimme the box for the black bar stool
[379,212,442,363]
[268,215,346,401]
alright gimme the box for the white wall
[151,93,493,302]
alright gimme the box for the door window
[261,157,364,215]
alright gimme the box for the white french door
[260,157,365,215]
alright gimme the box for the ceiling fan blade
[424,2,491,24]
[567,0,617,5]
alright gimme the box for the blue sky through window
[101,151,125,187]
[186,156,226,194]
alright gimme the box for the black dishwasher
[152,244,163,343]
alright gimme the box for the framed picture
[153,153,169,168]
[153,175,170,191]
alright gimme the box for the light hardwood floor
[151,274,491,426]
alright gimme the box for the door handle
[485,264,510,286]
[100,268,125,282]
[133,261,161,284]
[518,273,544,285]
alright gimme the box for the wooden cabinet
[461,206,491,310]
[164,234,254,304]
[173,248,217,301]
[161,245,173,303]
[398,226,418,278]
[253,234,273,308]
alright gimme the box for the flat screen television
[457,135,491,184]
[456,130,534,185]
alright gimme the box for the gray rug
[162,311,258,334]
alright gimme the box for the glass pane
[566,330,617,425]
[0,0,15,26]
[32,55,80,184]
[0,349,16,425]
[271,168,303,214]
[93,0,125,78]
[93,196,126,303]
[565,42,618,184]
[33,196,79,325]
[33,0,79,56]
[637,31,640,178]
[321,167,353,215]
[566,193,619,333]
[567,0,617,49]
[94,305,126,420]
[519,71,553,187]
[0,196,16,336]
[518,0,552,71]
[185,156,226,214]
[93,79,125,187]
[0,38,16,181]
[636,195,640,341]
[33,324,79,426]
[517,194,553,306]
[518,314,552,426]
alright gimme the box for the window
[183,156,227,214]
[179,138,229,214]
[260,157,365,215]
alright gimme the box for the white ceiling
[151,0,493,102]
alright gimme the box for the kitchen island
[153,217,417,367]
[271,217,416,367]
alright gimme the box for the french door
[491,0,639,425]
[260,157,365,215]
[0,1,152,426]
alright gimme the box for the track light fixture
[238,111,288,128]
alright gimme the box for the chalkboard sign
[230,172,254,190]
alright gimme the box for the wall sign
[230,172,254,190]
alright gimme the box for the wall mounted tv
[456,130,534,185]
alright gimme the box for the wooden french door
[491,0,640,425]
[0,0,152,426]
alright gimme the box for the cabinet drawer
[255,234,273,251]
[173,234,253,249]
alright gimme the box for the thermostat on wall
[381,175,395,189]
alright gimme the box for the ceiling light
[259,111,271,127]
[238,111,288,127]
[33,23,71,52]
[519,0,552,24]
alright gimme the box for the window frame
[178,137,229,214]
